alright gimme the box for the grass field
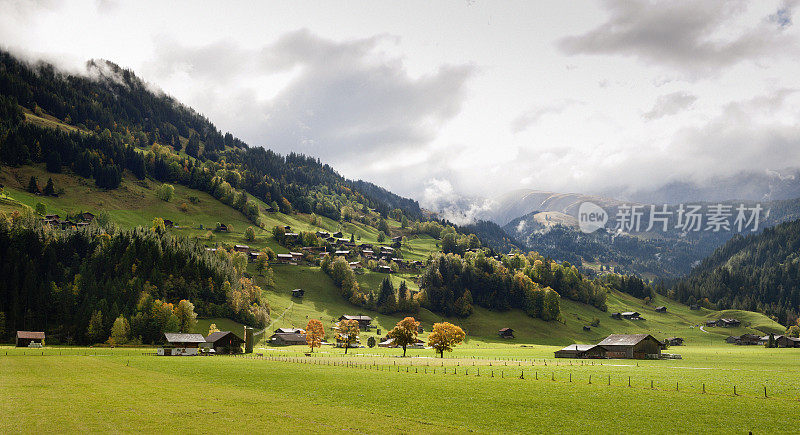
[1,344,798,433]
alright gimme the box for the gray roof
[597,334,654,346]
[558,344,596,352]
[205,331,242,343]
[164,333,206,343]
[340,315,373,321]
[621,312,639,316]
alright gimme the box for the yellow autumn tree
[428,322,465,358]
[306,319,325,352]
[335,319,360,354]
[208,323,220,335]
[387,316,420,357]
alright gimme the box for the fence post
[589,374,591,384]
[734,385,737,396]
[628,376,631,387]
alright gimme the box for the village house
[655,306,667,313]
[284,232,300,242]
[79,212,95,222]
[276,253,294,264]
[728,333,761,345]
[16,331,45,347]
[707,318,741,328]
[391,236,403,244]
[204,331,244,354]
[160,333,206,356]
[270,331,307,346]
[332,231,343,238]
[378,265,392,273]
[233,244,250,253]
[44,214,60,220]
[339,315,373,329]
[776,335,800,348]
[349,261,362,269]
[666,337,684,346]
[283,225,291,231]
[291,288,305,298]
[218,223,229,232]
[596,334,662,359]
[316,231,330,238]
[498,328,514,338]
[275,328,305,334]
[379,336,425,348]
[248,252,262,262]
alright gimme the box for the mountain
[505,195,800,279]
[484,189,625,226]
[671,218,800,325]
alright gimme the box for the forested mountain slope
[671,218,800,325]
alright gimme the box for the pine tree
[42,178,55,196]
[27,176,39,193]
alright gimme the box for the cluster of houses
[212,226,422,272]
[706,318,741,328]
[554,334,679,359]
[41,212,94,230]
[726,334,800,347]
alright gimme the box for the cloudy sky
[3,0,800,210]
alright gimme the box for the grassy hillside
[254,262,782,347]
[1,165,784,346]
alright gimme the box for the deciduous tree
[174,299,197,333]
[428,322,465,358]
[336,319,360,354]
[306,319,324,352]
[388,316,420,357]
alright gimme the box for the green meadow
[2,344,798,434]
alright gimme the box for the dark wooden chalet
[205,331,244,354]
[498,328,514,338]
[655,306,667,313]
[339,315,373,329]
[597,334,662,359]
[291,288,305,298]
[271,332,307,346]
[554,344,605,359]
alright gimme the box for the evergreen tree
[27,176,39,194]
[42,178,56,196]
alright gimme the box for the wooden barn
[498,328,515,339]
[597,334,662,359]
[291,288,305,298]
[554,344,605,359]
[16,331,45,347]
[339,315,373,329]
[270,332,307,346]
[205,331,244,354]
[655,306,667,313]
[775,335,800,348]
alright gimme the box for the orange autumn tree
[387,316,420,357]
[428,322,465,358]
[336,319,360,354]
[306,319,325,352]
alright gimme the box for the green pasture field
[1,344,798,433]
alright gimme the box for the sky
[3,0,800,214]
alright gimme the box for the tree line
[0,211,270,344]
